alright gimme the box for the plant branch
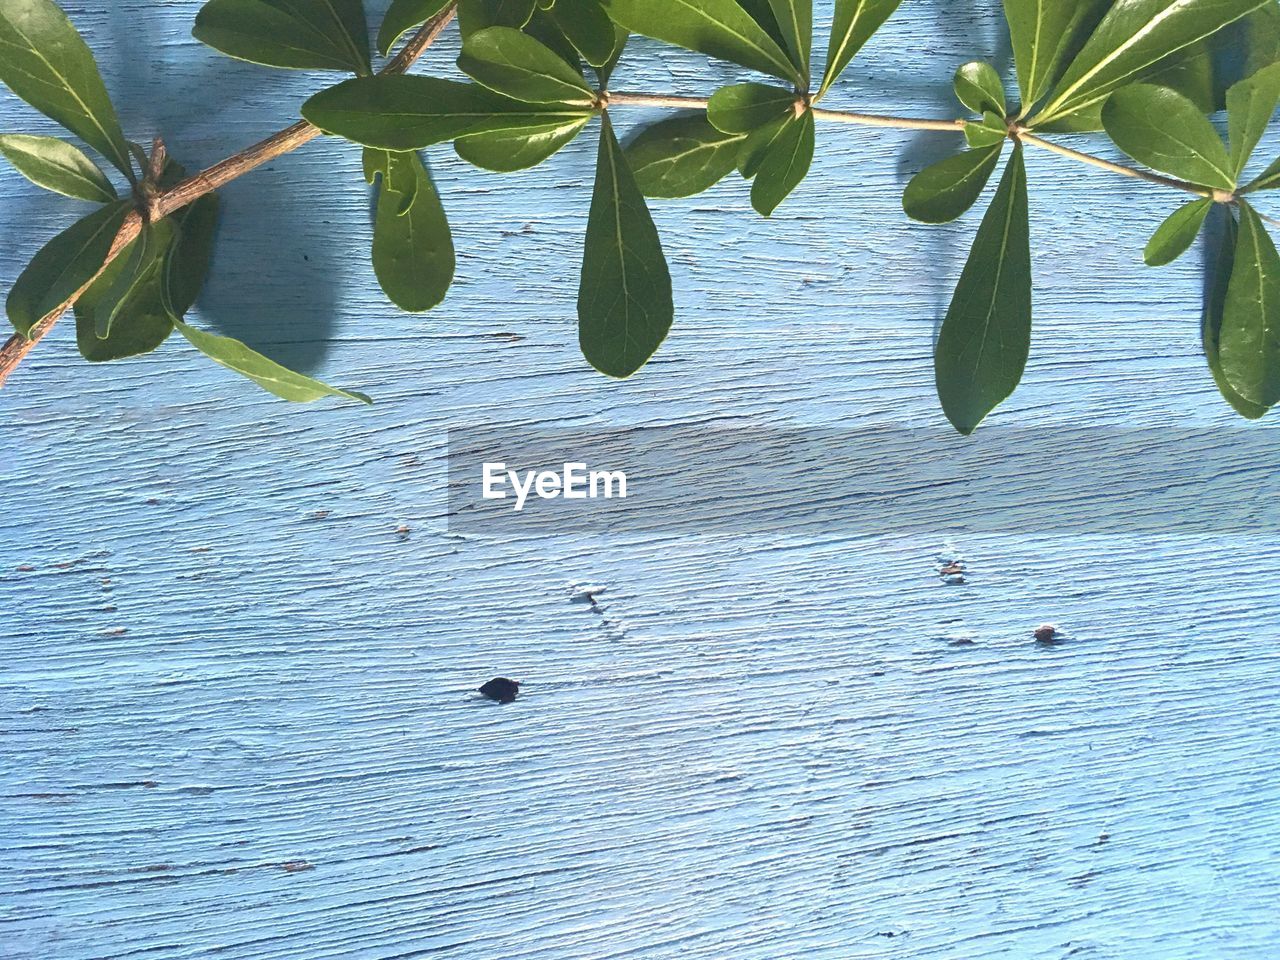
[602,92,712,110]
[0,5,457,390]
[605,91,966,131]
[605,92,1213,193]
[1017,131,1212,198]
[810,107,965,132]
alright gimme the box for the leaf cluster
[3,0,1280,432]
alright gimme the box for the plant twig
[605,92,1213,192]
[602,92,712,110]
[1017,131,1212,197]
[605,92,967,132]
[0,5,457,390]
[810,107,965,132]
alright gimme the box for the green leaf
[1002,0,1111,112]
[0,0,132,177]
[544,0,618,67]
[302,75,591,150]
[624,113,745,198]
[88,220,175,339]
[74,218,175,345]
[903,144,1002,224]
[934,145,1032,435]
[1245,153,1280,190]
[964,112,1008,148]
[193,0,372,75]
[174,319,372,403]
[6,200,131,336]
[0,133,115,202]
[458,0,537,34]
[1102,83,1236,189]
[707,82,795,134]
[455,115,591,170]
[1202,207,1271,417]
[165,193,222,320]
[1145,196,1213,265]
[1219,199,1280,406]
[362,145,418,212]
[596,24,630,85]
[1033,37,1228,131]
[765,0,812,75]
[751,108,814,217]
[818,0,905,97]
[74,170,219,362]
[458,26,596,105]
[579,113,674,378]
[1232,3,1280,85]
[1144,36,1215,110]
[366,149,455,312]
[737,113,790,178]
[954,62,1007,116]
[75,283,173,363]
[1035,0,1269,127]
[378,0,451,55]
[599,0,800,85]
[522,7,586,67]
[1227,62,1280,182]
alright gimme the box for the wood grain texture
[3,3,1280,958]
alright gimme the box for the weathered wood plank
[2,2,1280,958]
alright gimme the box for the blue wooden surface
[3,2,1280,958]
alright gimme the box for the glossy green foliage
[459,26,596,105]
[165,195,222,322]
[175,319,372,402]
[365,149,456,312]
[1202,208,1271,417]
[456,115,592,170]
[1218,200,1280,408]
[379,0,452,55]
[84,219,177,340]
[0,0,132,175]
[6,0,1280,424]
[750,109,814,216]
[820,0,906,96]
[6,201,131,336]
[1227,61,1280,182]
[903,145,1003,224]
[625,114,745,198]
[954,62,1006,116]
[1103,83,1236,189]
[458,0,537,34]
[579,114,674,378]
[1246,154,1280,191]
[302,75,592,150]
[965,112,1008,148]
[1034,0,1269,127]
[194,0,372,74]
[599,0,800,84]
[544,0,621,67]
[707,83,796,134]
[74,176,220,362]
[1002,0,1111,113]
[934,146,1032,435]
[765,0,812,75]
[0,134,116,202]
[1145,197,1213,265]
